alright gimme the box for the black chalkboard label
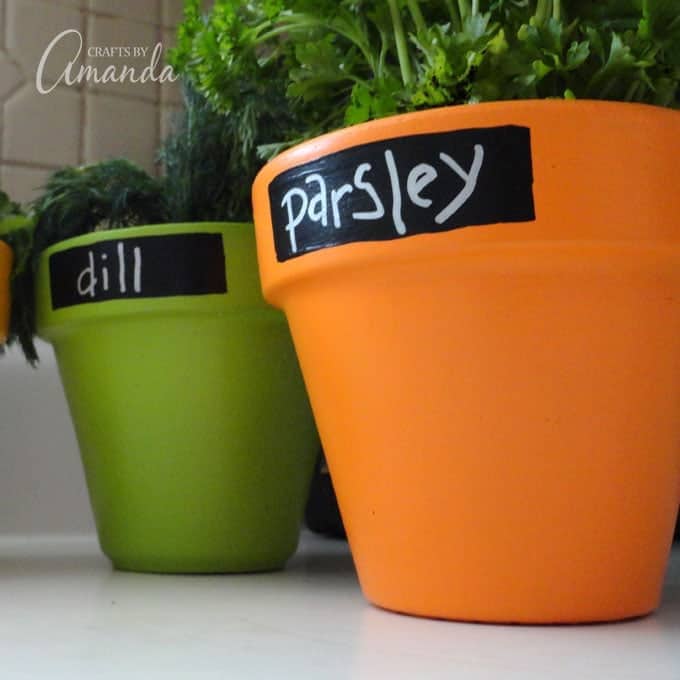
[50,232,227,310]
[269,125,535,261]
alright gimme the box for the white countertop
[0,531,678,679]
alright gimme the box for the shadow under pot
[252,100,680,623]
[36,222,319,574]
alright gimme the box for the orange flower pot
[252,101,680,623]
[0,241,11,343]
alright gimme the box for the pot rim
[256,99,679,182]
[266,240,680,305]
[252,99,680,308]
[38,221,253,259]
[35,220,280,338]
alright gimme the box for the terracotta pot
[0,241,11,343]
[252,100,680,623]
[36,222,319,573]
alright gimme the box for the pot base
[366,599,657,626]
[106,545,294,575]
[56,312,314,574]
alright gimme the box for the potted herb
[28,90,318,573]
[174,0,680,620]
[0,190,34,356]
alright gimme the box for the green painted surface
[37,222,319,573]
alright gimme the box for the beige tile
[3,84,81,166]
[85,14,162,102]
[51,0,87,7]
[162,26,177,52]
[0,50,23,101]
[0,0,5,50]
[0,164,52,204]
[85,93,159,174]
[6,0,84,88]
[89,0,160,24]
[162,0,184,27]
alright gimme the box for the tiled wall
[0,0,185,205]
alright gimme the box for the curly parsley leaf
[171,0,680,162]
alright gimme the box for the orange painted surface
[253,101,680,623]
[0,241,12,343]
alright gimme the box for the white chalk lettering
[306,174,328,227]
[407,163,438,209]
[117,242,126,293]
[275,137,492,256]
[384,150,407,236]
[352,163,385,221]
[331,184,353,228]
[75,242,143,298]
[133,247,142,293]
[101,253,109,291]
[77,251,97,298]
[281,188,309,253]
[436,145,485,224]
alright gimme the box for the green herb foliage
[30,160,167,259]
[171,0,680,160]
[0,190,22,223]
[6,160,168,363]
[159,84,257,223]
[9,81,262,363]
[3,225,35,362]
[171,1,302,169]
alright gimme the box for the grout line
[78,6,88,164]
[5,79,102,104]
[47,0,164,27]
[0,1,8,165]
[83,6,163,26]
[0,0,5,51]
[1,159,66,171]
[0,81,28,142]
[83,88,161,108]
[80,92,87,165]
[2,1,168,178]
[1,0,14,166]
[79,84,161,106]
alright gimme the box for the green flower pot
[36,222,319,573]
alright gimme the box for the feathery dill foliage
[30,159,168,259]
[0,190,22,222]
[159,85,257,222]
[10,83,261,363]
[3,226,35,362]
[4,160,168,363]
[170,0,680,161]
